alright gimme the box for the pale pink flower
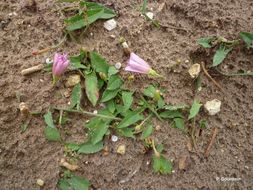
[125,53,160,76]
[52,53,69,77]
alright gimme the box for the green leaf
[108,66,118,77]
[164,104,188,111]
[78,141,104,154]
[213,45,232,66]
[174,118,184,130]
[107,75,123,90]
[122,91,133,111]
[143,85,156,98]
[156,144,164,153]
[101,89,119,102]
[70,83,82,109]
[105,99,116,113]
[141,125,153,139]
[117,111,143,128]
[65,143,80,151]
[44,111,55,128]
[85,119,109,145]
[68,175,90,190]
[117,127,135,138]
[157,98,165,109]
[159,110,183,119]
[85,71,99,106]
[69,51,86,70]
[188,99,202,120]
[152,155,173,174]
[141,0,148,14]
[199,119,208,129]
[90,51,109,75]
[58,179,70,190]
[197,37,215,48]
[44,127,61,142]
[240,32,253,49]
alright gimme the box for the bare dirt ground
[0,0,253,189]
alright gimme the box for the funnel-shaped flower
[125,53,160,77]
[53,53,69,76]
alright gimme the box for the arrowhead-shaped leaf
[85,71,99,106]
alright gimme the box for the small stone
[188,63,201,78]
[104,19,117,31]
[115,62,122,70]
[172,170,175,173]
[117,145,126,155]
[111,135,118,142]
[185,60,190,64]
[221,149,224,153]
[90,32,93,36]
[93,110,98,114]
[178,155,187,170]
[63,90,71,98]
[36,179,44,186]
[45,58,53,65]
[146,12,154,19]
[110,34,116,39]
[19,102,29,116]
[245,166,249,170]
[39,79,44,82]
[65,75,81,87]
[155,125,161,131]
[204,99,221,115]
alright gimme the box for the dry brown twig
[201,62,224,92]
[204,127,218,157]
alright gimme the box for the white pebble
[46,58,53,65]
[188,63,201,78]
[90,32,93,36]
[172,170,175,173]
[146,12,154,20]
[204,99,221,116]
[93,110,98,114]
[115,62,122,70]
[104,19,117,31]
[36,179,44,186]
[111,135,118,142]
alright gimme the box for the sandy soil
[0,0,253,189]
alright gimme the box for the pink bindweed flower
[52,53,69,84]
[125,52,160,77]
[53,53,69,76]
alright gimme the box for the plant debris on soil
[0,0,253,190]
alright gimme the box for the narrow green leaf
[44,111,55,128]
[78,141,104,154]
[174,118,184,130]
[122,91,133,111]
[68,175,90,190]
[117,111,143,128]
[44,127,61,142]
[69,51,86,70]
[164,104,188,111]
[188,99,202,120]
[157,98,165,109]
[90,51,109,74]
[197,37,215,48]
[213,45,232,66]
[70,83,82,109]
[239,32,253,49]
[159,110,183,119]
[143,85,156,98]
[85,71,99,106]
[107,75,123,90]
[152,155,173,174]
[101,89,119,102]
[141,125,153,139]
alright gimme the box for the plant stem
[53,107,122,121]
[140,96,162,121]
[151,139,160,158]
